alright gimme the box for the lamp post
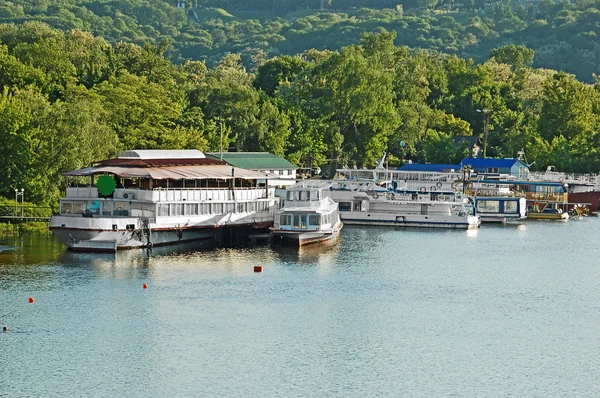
[15,188,24,217]
[476,108,493,158]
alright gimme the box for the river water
[1,219,600,397]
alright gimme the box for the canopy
[64,165,269,180]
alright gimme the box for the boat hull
[50,215,273,252]
[527,212,569,220]
[479,215,527,223]
[272,223,343,247]
[340,213,480,229]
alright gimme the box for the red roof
[98,158,226,167]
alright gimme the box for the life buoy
[451,182,457,190]
[430,186,437,192]
[372,192,379,199]
[436,182,443,188]
[420,187,426,193]
[123,193,129,199]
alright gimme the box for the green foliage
[4,0,600,82]
[0,23,599,208]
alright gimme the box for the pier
[0,205,52,223]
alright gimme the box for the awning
[64,165,270,180]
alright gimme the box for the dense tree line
[3,0,600,80]
[1,23,599,207]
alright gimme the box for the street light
[14,188,24,217]
[476,108,493,158]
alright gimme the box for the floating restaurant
[50,150,279,251]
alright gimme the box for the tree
[490,45,535,70]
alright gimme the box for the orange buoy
[28,297,34,303]
[143,283,148,289]
[254,265,263,273]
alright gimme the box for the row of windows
[286,190,320,201]
[158,201,271,217]
[261,169,293,176]
[280,214,321,228]
[476,200,519,214]
[279,211,338,228]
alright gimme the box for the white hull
[479,215,527,223]
[52,227,216,251]
[51,212,274,251]
[273,222,343,246]
[340,213,480,229]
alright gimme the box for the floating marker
[254,265,263,273]
[28,297,34,303]
[2,326,7,332]
[143,283,148,289]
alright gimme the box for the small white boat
[271,181,343,246]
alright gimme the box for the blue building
[459,158,529,179]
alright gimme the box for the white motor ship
[331,180,480,229]
[271,181,343,246]
[50,150,278,251]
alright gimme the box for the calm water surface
[1,220,600,397]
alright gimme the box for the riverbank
[0,222,50,235]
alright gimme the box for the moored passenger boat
[50,150,279,251]
[473,197,527,223]
[331,182,480,229]
[271,181,343,246]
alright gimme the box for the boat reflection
[272,234,341,265]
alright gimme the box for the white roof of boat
[118,149,206,159]
[64,165,268,180]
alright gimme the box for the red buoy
[143,283,148,289]
[254,265,263,273]
[28,297,34,303]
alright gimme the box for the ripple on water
[1,223,600,397]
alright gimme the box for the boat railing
[467,189,568,202]
[65,187,275,202]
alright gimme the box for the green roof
[207,152,297,170]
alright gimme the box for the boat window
[184,204,197,216]
[338,202,351,212]
[309,215,320,226]
[86,200,101,215]
[504,201,518,214]
[212,203,223,214]
[280,215,292,225]
[477,200,500,213]
[158,204,169,217]
[299,191,307,201]
[102,201,113,216]
[353,201,361,211]
[293,214,307,228]
[61,202,73,214]
[171,204,183,216]
[287,191,294,201]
